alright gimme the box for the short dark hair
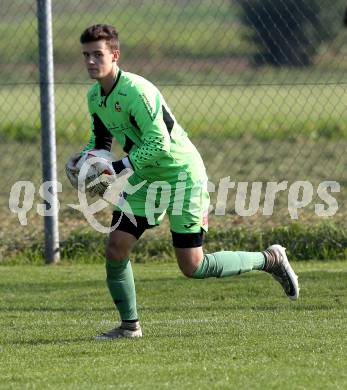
[80,24,120,51]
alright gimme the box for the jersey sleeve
[83,89,113,152]
[126,82,173,171]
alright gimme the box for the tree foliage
[238,0,346,66]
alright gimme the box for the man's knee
[105,245,129,261]
[178,261,199,278]
[106,230,137,261]
[172,232,204,277]
[175,248,203,278]
[106,240,131,261]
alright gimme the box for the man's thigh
[168,178,210,235]
[114,173,166,227]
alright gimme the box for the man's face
[82,40,119,80]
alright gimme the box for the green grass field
[0,261,346,389]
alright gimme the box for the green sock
[106,259,138,321]
[192,251,265,279]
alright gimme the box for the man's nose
[86,56,95,64]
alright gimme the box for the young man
[66,24,299,339]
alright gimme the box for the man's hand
[87,156,117,176]
[86,156,129,176]
[86,158,132,197]
[87,178,110,197]
[66,153,131,197]
[84,156,118,197]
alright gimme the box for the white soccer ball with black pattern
[75,149,117,192]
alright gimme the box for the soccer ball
[74,149,116,190]
[75,149,116,175]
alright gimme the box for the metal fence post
[37,0,60,264]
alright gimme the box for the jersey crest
[115,102,122,112]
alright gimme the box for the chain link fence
[1,0,346,255]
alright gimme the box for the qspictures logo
[8,166,341,234]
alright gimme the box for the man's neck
[99,66,119,95]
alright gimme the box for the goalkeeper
[66,24,299,339]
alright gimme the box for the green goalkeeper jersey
[84,69,206,183]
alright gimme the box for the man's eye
[83,53,89,58]
[96,53,103,58]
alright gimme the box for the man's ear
[112,50,120,62]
